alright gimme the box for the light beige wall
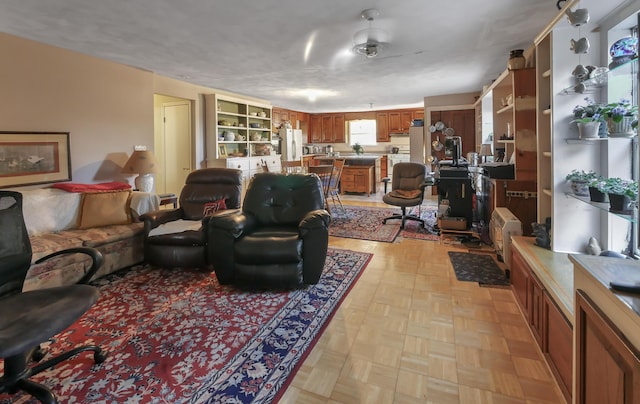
[0,32,154,185]
[0,32,271,186]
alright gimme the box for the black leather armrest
[140,209,184,232]
[299,209,331,236]
[35,247,104,285]
[207,209,257,239]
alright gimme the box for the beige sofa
[20,188,159,291]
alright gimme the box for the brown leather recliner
[207,172,331,289]
[141,168,242,269]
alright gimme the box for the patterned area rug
[330,205,439,242]
[329,206,401,242]
[448,251,510,286]
[2,249,372,404]
[399,206,439,241]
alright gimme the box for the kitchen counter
[572,254,640,348]
[314,154,382,195]
[313,154,382,160]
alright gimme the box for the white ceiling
[0,1,578,113]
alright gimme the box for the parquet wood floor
[279,193,565,404]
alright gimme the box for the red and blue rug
[329,205,439,242]
[2,248,372,404]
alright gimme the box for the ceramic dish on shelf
[250,112,258,116]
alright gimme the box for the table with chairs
[308,159,345,214]
[281,159,304,174]
[307,164,334,213]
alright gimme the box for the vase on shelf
[570,180,589,197]
[577,121,601,139]
[588,186,608,203]
[608,193,634,214]
[608,116,636,137]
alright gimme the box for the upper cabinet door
[376,112,390,142]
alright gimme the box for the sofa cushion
[77,190,133,229]
[71,222,144,247]
[21,189,82,235]
[30,232,85,261]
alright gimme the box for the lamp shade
[122,150,159,175]
[479,144,493,157]
[122,150,159,193]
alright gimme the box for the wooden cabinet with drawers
[511,244,572,402]
[341,165,374,196]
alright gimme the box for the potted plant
[587,176,608,203]
[566,169,597,197]
[352,143,364,155]
[572,97,607,138]
[596,177,638,214]
[600,98,639,137]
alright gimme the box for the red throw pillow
[203,199,227,216]
[52,181,132,192]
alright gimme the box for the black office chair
[0,191,106,404]
[382,162,427,229]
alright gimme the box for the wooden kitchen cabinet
[529,270,545,346]
[341,165,374,196]
[576,289,640,404]
[311,113,345,143]
[545,291,573,402]
[332,114,345,143]
[389,110,414,132]
[511,246,529,312]
[376,112,389,142]
[511,244,573,403]
[380,155,388,178]
[310,115,323,143]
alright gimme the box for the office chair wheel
[31,346,46,362]
[94,348,108,364]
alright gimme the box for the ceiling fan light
[351,10,389,58]
[353,42,384,58]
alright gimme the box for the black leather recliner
[141,168,242,269]
[207,172,331,289]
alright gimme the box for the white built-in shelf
[496,104,513,115]
[542,69,551,78]
[497,139,515,144]
[543,109,552,115]
[565,138,607,144]
[543,151,552,157]
[565,193,637,223]
[543,188,552,196]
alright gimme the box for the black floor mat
[448,251,510,286]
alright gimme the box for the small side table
[158,193,177,209]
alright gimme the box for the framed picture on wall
[0,131,71,188]
[218,144,227,158]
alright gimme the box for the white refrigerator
[279,128,303,161]
[409,126,426,163]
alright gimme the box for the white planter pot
[608,116,635,137]
[577,121,600,139]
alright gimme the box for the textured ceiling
[0,0,588,112]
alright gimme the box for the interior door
[159,101,192,196]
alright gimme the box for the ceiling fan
[352,8,390,58]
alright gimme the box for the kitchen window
[348,119,377,146]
